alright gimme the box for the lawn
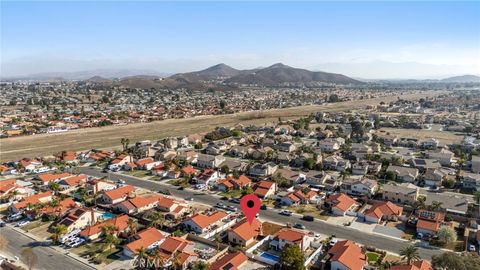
[167,178,189,187]
[219,189,243,198]
[22,219,50,232]
[124,170,151,178]
[288,204,328,220]
[366,252,380,263]
[73,242,120,265]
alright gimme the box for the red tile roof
[208,251,247,270]
[125,227,165,253]
[38,172,72,183]
[364,201,403,219]
[13,191,52,210]
[328,240,366,270]
[103,185,134,201]
[187,211,228,229]
[325,193,356,212]
[80,214,129,238]
[229,218,262,242]
[391,260,432,270]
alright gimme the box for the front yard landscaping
[288,204,329,220]
[219,189,243,198]
[72,242,121,265]
[123,170,151,178]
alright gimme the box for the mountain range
[3,64,479,89]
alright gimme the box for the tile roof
[187,211,228,229]
[38,172,72,183]
[391,260,432,270]
[103,185,134,201]
[325,193,356,212]
[208,251,248,270]
[13,191,52,210]
[228,218,262,242]
[328,240,366,270]
[125,227,165,253]
[80,214,129,237]
[364,201,403,219]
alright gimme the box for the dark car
[230,198,240,204]
[177,186,184,190]
[260,204,267,210]
[293,223,306,229]
[302,215,314,221]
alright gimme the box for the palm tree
[134,247,149,268]
[103,234,120,251]
[171,251,182,270]
[428,201,443,211]
[150,248,165,270]
[400,245,420,265]
[149,212,165,229]
[49,182,61,195]
[127,218,138,236]
[101,224,118,237]
[51,224,68,244]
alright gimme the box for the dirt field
[379,127,463,145]
[0,91,445,162]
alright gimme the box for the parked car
[185,197,194,201]
[7,213,23,222]
[279,210,293,216]
[302,215,314,221]
[260,204,267,210]
[469,244,476,252]
[0,220,6,227]
[16,220,30,227]
[117,179,126,184]
[293,223,306,229]
[329,238,338,246]
[230,198,240,204]
[158,189,171,195]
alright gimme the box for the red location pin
[240,194,261,225]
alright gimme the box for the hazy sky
[1,1,479,79]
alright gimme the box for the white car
[69,239,85,248]
[117,179,126,184]
[329,238,338,246]
[469,244,476,252]
[16,220,30,227]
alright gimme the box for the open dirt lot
[0,91,445,162]
[379,127,463,145]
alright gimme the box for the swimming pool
[260,252,280,263]
[101,212,116,220]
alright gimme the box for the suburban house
[386,165,419,182]
[157,236,198,269]
[280,189,320,206]
[391,260,433,270]
[269,228,312,252]
[340,178,378,197]
[324,193,358,216]
[108,154,131,170]
[319,139,341,153]
[101,185,135,204]
[57,174,88,192]
[274,141,296,152]
[326,240,366,270]
[56,207,98,232]
[114,194,161,214]
[194,169,220,186]
[427,148,454,166]
[228,218,262,247]
[423,168,447,187]
[217,175,252,192]
[248,162,278,177]
[274,168,306,184]
[123,227,165,258]
[462,172,480,191]
[182,211,228,234]
[38,197,77,219]
[178,150,198,164]
[196,154,225,168]
[157,196,189,220]
[135,158,162,170]
[9,191,53,213]
[364,201,403,223]
[36,172,72,186]
[85,179,117,194]
[253,180,277,199]
[382,183,420,205]
[79,214,129,241]
[208,251,248,270]
[415,210,450,236]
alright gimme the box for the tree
[149,212,165,229]
[279,244,305,270]
[51,224,67,244]
[304,158,314,170]
[432,252,480,270]
[437,226,457,245]
[21,247,38,270]
[442,179,455,189]
[101,224,118,237]
[399,245,420,265]
[219,100,226,110]
[103,234,120,251]
[49,182,61,194]
[127,218,138,236]
[150,248,165,269]
[134,247,149,269]
[428,201,443,212]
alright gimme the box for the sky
[1,1,480,79]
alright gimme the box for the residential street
[79,167,444,260]
[0,226,94,270]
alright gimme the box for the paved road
[0,226,93,270]
[79,167,444,260]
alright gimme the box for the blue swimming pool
[101,212,116,220]
[260,252,280,262]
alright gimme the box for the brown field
[0,91,445,162]
[379,127,463,145]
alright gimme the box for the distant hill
[225,63,363,85]
[5,69,170,81]
[441,75,480,83]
